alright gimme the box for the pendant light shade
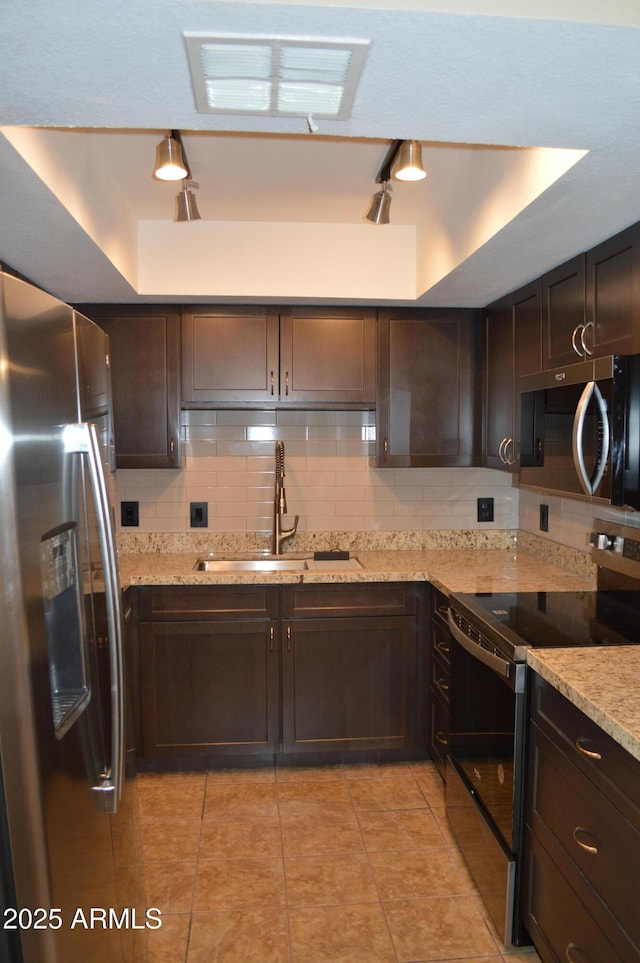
[175,184,201,222]
[394,140,426,181]
[153,134,188,181]
[365,182,392,224]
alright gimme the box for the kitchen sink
[193,555,309,572]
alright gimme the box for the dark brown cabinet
[541,225,640,369]
[523,673,640,962]
[137,582,421,764]
[79,305,181,469]
[181,305,376,407]
[376,308,482,467]
[138,586,280,759]
[280,583,419,754]
[483,280,542,470]
[426,587,450,777]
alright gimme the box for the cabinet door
[586,224,640,357]
[82,306,181,469]
[281,615,416,753]
[542,254,586,368]
[278,307,376,405]
[139,620,279,758]
[484,298,514,469]
[181,306,279,405]
[376,309,481,467]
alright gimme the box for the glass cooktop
[450,587,640,653]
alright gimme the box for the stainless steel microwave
[519,354,640,508]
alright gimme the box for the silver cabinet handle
[269,625,275,653]
[285,371,289,396]
[571,324,585,357]
[435,639,450,656]
[63,423,124,814]
[580,321,594,356]
[498,437,507,463]
[575,736,602,760]
[270,370,275,396]
[572,826,598,855]
[286,624,292,652]
[503,437,516,465]
[435,678,449,695]
[435,731,448,746]
[565,943,589,963]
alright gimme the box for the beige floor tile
[276,764,347,783]
[502,952,542,961]
[280,808,364,857]
[193,857,286,911]
[143,860,196,914]
[203,780,279,819]
[187,909,290,962]
[358,807,445,852]
[137,772,207,819]
[289,902,396,962]
[384,895,499,961]
[370,847,471,901]
[343,761,412,779]
[145,912,191,962]
[198,813,282,859]
[277,779,353,811]
[205,766,276,784]
[285,853,379,907]
[411,762,446,809]
[140,815,202,862]
[348,775,427,812]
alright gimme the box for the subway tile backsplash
[115,410,519,534]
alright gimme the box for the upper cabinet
[376,308,482,467]
[542,224,640,368]
[181,306,376,408]
[484,280,542,470]
[81,305,181,469]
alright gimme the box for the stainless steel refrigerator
[0,273,147,962]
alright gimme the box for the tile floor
[136,760,542,962]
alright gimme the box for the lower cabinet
[523,673,640,962]
[137,582,422,763]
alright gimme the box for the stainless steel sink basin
[194,555,308,572]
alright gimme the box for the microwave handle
[572,380,610,496]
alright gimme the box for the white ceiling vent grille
[183,33,370,120]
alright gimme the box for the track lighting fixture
[365,182,392,224]
[364,139,426,224]
[153,131,188,181]
[394,140,426,181]
[175,181,201,222]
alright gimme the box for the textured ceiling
[1,1,640,305]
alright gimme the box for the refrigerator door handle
[63,422,124,814]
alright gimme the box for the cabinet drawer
[529,721,640,954]
[429,650,450,703]
[281,582,417,619]
[431,620,451,668]
[139,585,278,621]
[531,675,640,827]
[430,587,450,628]
[523,829,628,963]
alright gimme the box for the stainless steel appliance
[519,354,640,506]
[446,518,640,947]
[0,273,146,961]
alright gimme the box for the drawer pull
[435,640,450,655]
[269,625,275,653]
[436,605,449,618]
[435,731,448,746]
[572,826,598,855]
[565,942,589,962]
[286,625,292,652]
[436,678,449,694]
[575,736,602,761]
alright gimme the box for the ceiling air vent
[183,33,370,120]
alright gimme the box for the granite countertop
[117,545,596,596]
[528,647,640,764]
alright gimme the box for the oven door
[446,611,528,946]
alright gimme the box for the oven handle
[448,610,512,680]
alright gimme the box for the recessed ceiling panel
[183,32,370,119]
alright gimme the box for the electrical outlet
[190,501,208,528]
[477,497,494,523]
[121,501,139,527]
[540,503,549,532]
